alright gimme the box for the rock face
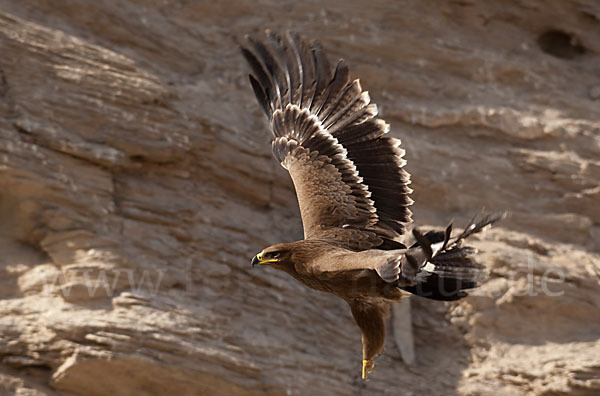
[0,0,599,395]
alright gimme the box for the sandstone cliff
[0,1,599,395]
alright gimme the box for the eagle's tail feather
[399,212,504,301]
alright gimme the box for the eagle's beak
[251,251,278,267]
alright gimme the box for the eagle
[241,31,501,380]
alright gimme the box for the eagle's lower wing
[297,248,408,284]
[241,32,413,247]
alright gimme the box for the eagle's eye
[265,251,281,259]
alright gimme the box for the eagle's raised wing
[241,31,413,249]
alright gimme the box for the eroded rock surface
[0,1,598,395]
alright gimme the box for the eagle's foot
[362,359,374,380]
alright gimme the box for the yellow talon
[362,359,374,380]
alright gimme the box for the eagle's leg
[362,359,375,380]
[349,299,388,380]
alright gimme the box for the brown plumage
[242,31,502,380]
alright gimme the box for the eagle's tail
[399,212,504,301]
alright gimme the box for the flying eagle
[241,31,501,380]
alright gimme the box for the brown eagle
[241,31,501,380]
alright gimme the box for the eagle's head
[251,243,293,268]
